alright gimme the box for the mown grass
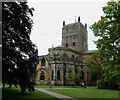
[2,85,59,100]
[35,85,119,99]
[2,84,119,100]
[47,86,119,100]
[35,84,49,88]
[35,84,78,88]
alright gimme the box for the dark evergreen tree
[2,2,38,93]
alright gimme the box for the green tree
[2,2,38,93]
[91,1,120,89]
[86,51,103,85]
[66,72,81,86]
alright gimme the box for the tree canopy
[90,1,120,89]
[2,2,38,93]
[86,51,103,84]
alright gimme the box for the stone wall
[36,46,89,85]
[62,18,88,53]
[36,18,92,85]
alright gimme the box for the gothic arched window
[41,58,46,66]
[51,70,54,80]
[57,70,60,80]
[69,68,72,73]
[66,43,68,47]
[73,42,75,46]
[40,71,45,80]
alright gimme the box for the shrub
[97,79,108,89]
[107,81,119,90]
[97,79,119,90]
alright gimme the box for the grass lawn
[2,84,119,100]
[2,86,59,100]
[47,86,119,100]
[35,84,77,88]
[35,84,49,88]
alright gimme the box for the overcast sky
[28,0,109,56]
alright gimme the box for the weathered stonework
[36,17,94,85]
[62,17,88,53]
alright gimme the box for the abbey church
[36,17,95,85]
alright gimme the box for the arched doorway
[57,70,60,80]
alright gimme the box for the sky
[28,0,109,56]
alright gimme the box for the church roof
[51,46,82,55]
[56,45,65,48]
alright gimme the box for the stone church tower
[62,16,88,53]
[36,17,92,85]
